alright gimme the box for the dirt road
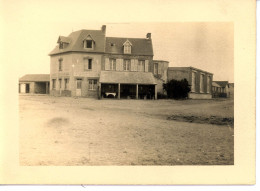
[19,95,234,165]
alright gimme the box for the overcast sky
[2,1,234,82]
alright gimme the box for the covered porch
[99,71,157,99]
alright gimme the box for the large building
[49,25,168,99]
[167,67,213,99]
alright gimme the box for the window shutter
[145,60,149,72]
[131,59,135,71]
[158,65,162,74]
[134,59,138,71]
[116,59,120,71]
[105,58,109,70]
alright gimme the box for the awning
[100,71,156,85]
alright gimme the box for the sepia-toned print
[19,23,234,166]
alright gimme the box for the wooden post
[154,84,157,100]
[136,84,139,99]
[118,83,120,99]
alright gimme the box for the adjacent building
[19,74,50,94]
[212,81,232,98]
[48,25,167,99]
[167,67,213,99]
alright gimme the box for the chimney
[146,33,151,39]
[101,25,106,34]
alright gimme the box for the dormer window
[59,42,63,49]
[86,40,92,48]
[123,40,132,54]
[57,36,70,50]
[83,35,95,50]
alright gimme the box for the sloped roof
[213,81,229,87]
[105,37,153,56]
[212,81,221,87]
[100,71,156,84]
[19,74,50,82]
[57,36,71,43]
[49,29,106,55]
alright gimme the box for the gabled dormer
[83,35,95,50]
[57,36,70,49]
[123,40,132,54]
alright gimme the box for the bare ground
[19,95,234,165]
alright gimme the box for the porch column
[136,84,139,99]
[46,82,49,94]
[118,83,120,99]
[98,82,101,99]
[154,84,157,100]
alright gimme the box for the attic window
[59,42,63,49]
[86,40,92,48]
[83,35,95,49]
[123,40,132,54]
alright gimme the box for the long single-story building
[19,74,50,94]
[167,67,213,99]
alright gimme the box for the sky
[2,0,234,82]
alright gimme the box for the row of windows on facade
[191,72,211,93]
[59,40,132,54]
[52,78,97,90]
[58,58,161,74]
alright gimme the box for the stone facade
[49,25,165,99]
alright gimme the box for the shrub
[163,79,191,99]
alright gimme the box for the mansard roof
[49,28,154,56]
[49,29,106,55]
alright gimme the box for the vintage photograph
[18,22,234,166]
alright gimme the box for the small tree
[163,79,191,99]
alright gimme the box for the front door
[76,79,82,96]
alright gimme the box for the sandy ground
[19,95,234,165]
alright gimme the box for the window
[124,45,131,54]
[59,58,63,71]
[207,76,211,93]
[64,78,69,90]
[52,79,56,89]
[84,58,92,70]
[59,79,62,89]
[191,71,197,92]
[123,40,132,54]
[200,74,205,93]
[86,40,92,48]
[110,59,116,70]
[138,60,145,72]
[59,42,63,49]
[89,79,97,90]
[76,79,82,89]
[154,63,158,75]
[123,59,130,71]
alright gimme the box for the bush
[163,79,191,99]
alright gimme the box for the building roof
[105,37,153,56]
[19,74,50,82]
[168,66,213,75]
[49,29,106,55]
[153,60,169,63]
[212,81,221,87]
[100,71,156,85]
[213,81,229,87]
